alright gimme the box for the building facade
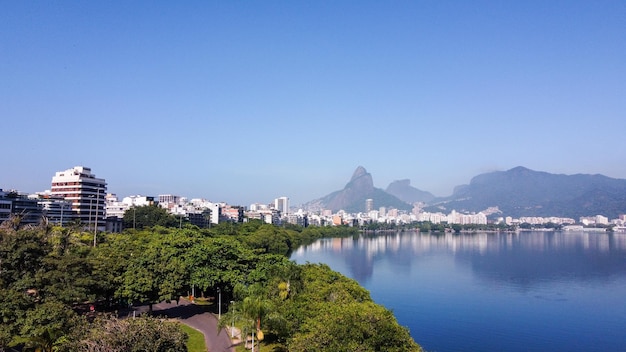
[365,198,374,212]
[274,196,289,215]
[39,197,72,226]
[50,166,107,230]
[0,189,43,226]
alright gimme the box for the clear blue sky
[2,1,625,206]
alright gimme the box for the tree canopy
[0,219,421,351]
[122,205,179,229]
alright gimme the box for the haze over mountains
[304,167,413,213]
[304,166,626,219]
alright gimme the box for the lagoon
[290,231,626,351]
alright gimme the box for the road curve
[134,299,236,352]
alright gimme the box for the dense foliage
[65,315,188,352]
[121,205,180,229]
[361,220,516,233]
[0,219,420,351]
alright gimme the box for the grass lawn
[192,296,214,306]
[179,323,207,352]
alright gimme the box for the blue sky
[2,1,625,206]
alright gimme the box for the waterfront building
[286,213,308,227]
[274,196,289,215]
[365,198,374,212]
[50,166,107,231]
[595,215,609,225]
[332,215,343,226]
[246,208,279,224]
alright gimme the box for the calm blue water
[290,231,626,352]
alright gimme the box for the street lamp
[251,327,255,352]
[93,188,100,247]
[88,196,93,230]
[230,300,235,338]
[217,287,221,320]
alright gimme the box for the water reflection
[291,231,626,351]
[292,231,626,285]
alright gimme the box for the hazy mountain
[386,179,435,204]
[426,166,626,219]
[305,166,412,213]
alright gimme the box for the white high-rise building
[274,196,289,215]
[105,193,129,219]
[365,198,374,212]
[51,166,107,230]
[206,202,221,225]
[159,194,180,204]
[122,195,155,207]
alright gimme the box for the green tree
[209,222,238,236]
[37,251,96,305]
[244,225,291,256]
[1,222,423,352]
[243,293,271,335]
[299,227,322,244]
[65,314,187,352]
[187,237,254,296]
[264,264,371,344]
[15,299,79,352]
[238,219,264,235]
[122,205,179,230]
[89,233,135,307]
[0,228,50,292]
[118,230,193,311]
[279,264,421,351]
[0,287,32,349]
[0,227,90,351]
[289,301,421,352]
[520,222,532,229]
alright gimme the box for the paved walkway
[131,299,236,352]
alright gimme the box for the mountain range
[303,167,413,213]
[304,166,626,219]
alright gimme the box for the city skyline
[2,165,625,228]
[2,1,625,206]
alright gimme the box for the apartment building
[0,189,43,226]
[50,166,107,230]
[274,196,289,215]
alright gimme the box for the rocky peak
[350,166,369,181]
[304,166,415,212]
[346,166,374,192]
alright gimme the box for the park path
[133,299,236,352]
